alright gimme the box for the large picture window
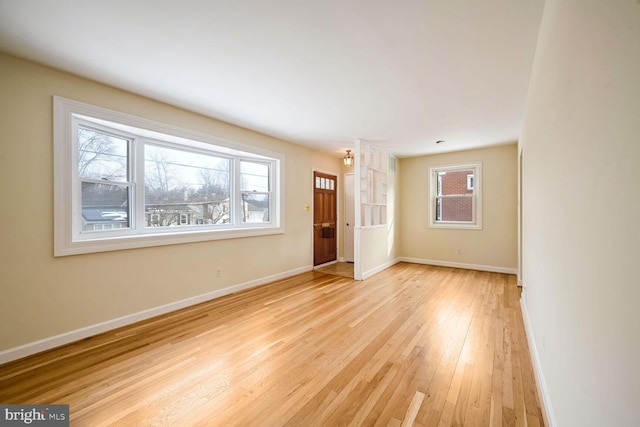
[428,162,482,229]
[54,97,283,256]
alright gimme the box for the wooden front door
[313,171,337,266]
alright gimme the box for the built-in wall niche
[359,141,387,227]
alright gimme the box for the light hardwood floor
[0,263,544,426]
[314,261,355,278]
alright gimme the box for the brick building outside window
[429,162,482,229]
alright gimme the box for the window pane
[240,161,270,192]
[241,193,269,223]
[78,127,128,182]
[437,196,473,222]
[437,169,474,196]
[144,145,231,227]
[81,182,129,231]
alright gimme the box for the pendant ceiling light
[343,149,354,167]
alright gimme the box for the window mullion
[233,158,240,226]
[71,118,81,240]
[269,162,274,224]
[438,194,473,198]
[134,138,145,231]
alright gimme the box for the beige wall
[0,53,341,352]
[519,0,640,425]
[399,144,518,270]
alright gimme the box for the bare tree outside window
[78,127,130,232]
[78,127,128,181]
[144,145,230,227]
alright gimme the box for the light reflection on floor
[314,262,354,279]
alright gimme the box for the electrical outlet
[216,268,221,277]
[456,248,461,255]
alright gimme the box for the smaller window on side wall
[429,162,482,230]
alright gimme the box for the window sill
[54,226,284,257]
[428,222,482,230]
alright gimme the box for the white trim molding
[400,257,517,275]
[520,292,556,427]
[0,265,312,365]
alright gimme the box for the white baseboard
[399,257,518,275]
[0,265,313,365]
[362,258,401,280]
[520,293,556,427]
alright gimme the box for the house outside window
[54,97,284,256]
[429,162,482,229]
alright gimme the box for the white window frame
[54,96,284,256]
[428,162,482,230]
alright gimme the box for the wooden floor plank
[401,391,426,427]
[0,264,545,426]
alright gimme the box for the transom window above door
[315,176,335,190]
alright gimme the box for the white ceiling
[0,0,544,158]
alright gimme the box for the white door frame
[344,172,355,262]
